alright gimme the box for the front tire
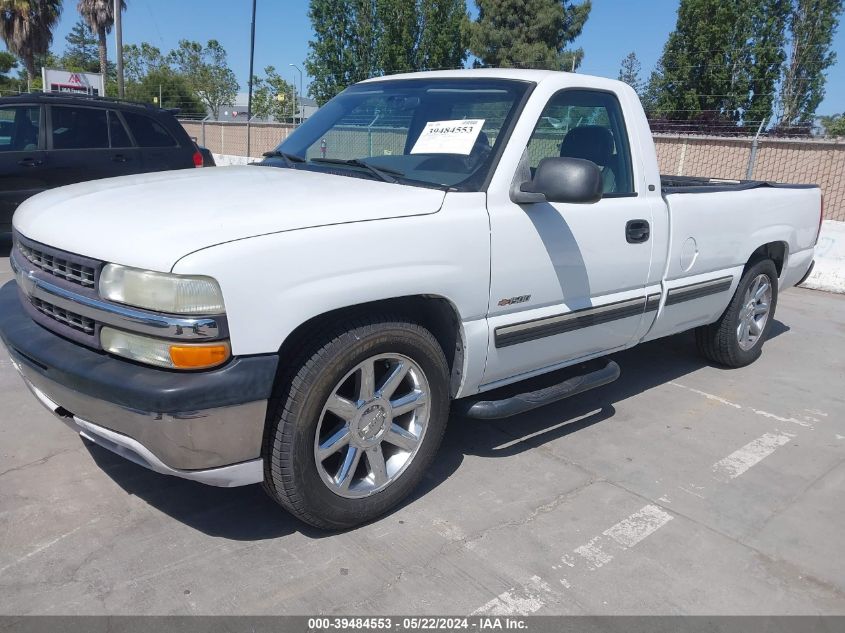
[695,259,778,368]
[263,317,450,529]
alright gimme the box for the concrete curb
[801,220,845,294]
[211,153,262,166]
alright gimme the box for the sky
[5,0,845,115]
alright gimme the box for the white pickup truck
[1,69,822,529]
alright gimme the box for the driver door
[482,89,654,386]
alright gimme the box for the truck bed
[661,175,818,195]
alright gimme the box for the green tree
[417,0,468,71]
[306,0,471,104]
[376,0,419,74]
[251,65,298,121]
[77,0,125,78]
[617,51,642,94]
[62,18,99,72]
[778,0,843,126]
[0,0,63,88]
[306,0,379,105]
[648,0,788,125]
[123,42,165,83]
[168,39,238,117]
[469,0,591,70]
[125,68,204,117]
[745,0,789,125]
[820,113,845,136]
[0,49,18,90]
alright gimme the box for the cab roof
[360,68,628,92]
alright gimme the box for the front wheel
[695,259,778,368]
[263,318,450,529]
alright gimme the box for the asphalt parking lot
[1,233,844,616]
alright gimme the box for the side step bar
[454,358,620,420]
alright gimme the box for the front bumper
[0,280,279,487]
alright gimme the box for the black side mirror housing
[511,156,603,205]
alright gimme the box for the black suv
[1,93,208,233]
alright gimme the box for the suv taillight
[193,150,203,168]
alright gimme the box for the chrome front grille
[30,297,96,335]
[17,241,97,288]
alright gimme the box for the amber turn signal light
[169,342,231,369]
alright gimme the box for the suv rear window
[122,112,178,147]
[51,106,109,150]
[0,106,40,152]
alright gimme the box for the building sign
[41,68,105,96]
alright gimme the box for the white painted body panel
[172,192,492,398]
[642,185,822,341]
[12,166,445,272]
[482,77,663,386]
[10,69,820,399]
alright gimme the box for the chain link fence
[653,134,845,221]
[180,120,297,159]
[180,120,845,222]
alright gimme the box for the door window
[526,90,634,195]
[51,106,109,150]
[122,111,178,147]
[108,111,133,148]
[0,106,40,152]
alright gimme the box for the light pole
[247,0,257,158]
[289,63,303,125]
[114,0,124,97]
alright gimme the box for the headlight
[99,264,225,314]
[101,327,231,370]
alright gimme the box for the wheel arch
[275,294,466,398]
[745,240,788,277]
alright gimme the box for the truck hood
[13,166,446,271]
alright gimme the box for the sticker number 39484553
[410,119,486,155]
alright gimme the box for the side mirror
[511,157,603,205]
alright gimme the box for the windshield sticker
[410,119,486,155]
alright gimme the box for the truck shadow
[83,320,789,540]
[452,320,789,460]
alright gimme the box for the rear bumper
[0,280,279,487]
[796,259,815,287]
[780,247,815,290]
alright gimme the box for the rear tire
[263,317,450,530]
[695,259,778,368]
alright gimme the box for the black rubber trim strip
[665,276,733,306]
[796,260,815,286]
[661,175,820,195]
[0,280,278,413]
[495,296,647,348]
[645,293,661,312]
[455,359,621,420]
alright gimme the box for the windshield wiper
[262,150,306,168]
[309,158,404,183]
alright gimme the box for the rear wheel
[263,318,450,529]
[695,259,778,368]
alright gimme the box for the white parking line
[669,382,816,428]
[669,382,741,408]
[574,537,614,569]
[471,575,554,616]
[603,504,675,548]
[573,504,674,570]
[712,432,795,480]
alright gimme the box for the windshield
[265,78,532,191]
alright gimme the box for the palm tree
[0,0,62,89]
[77,0,124,77]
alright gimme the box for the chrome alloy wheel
[737,273,772,351]
[313,353,431,499]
